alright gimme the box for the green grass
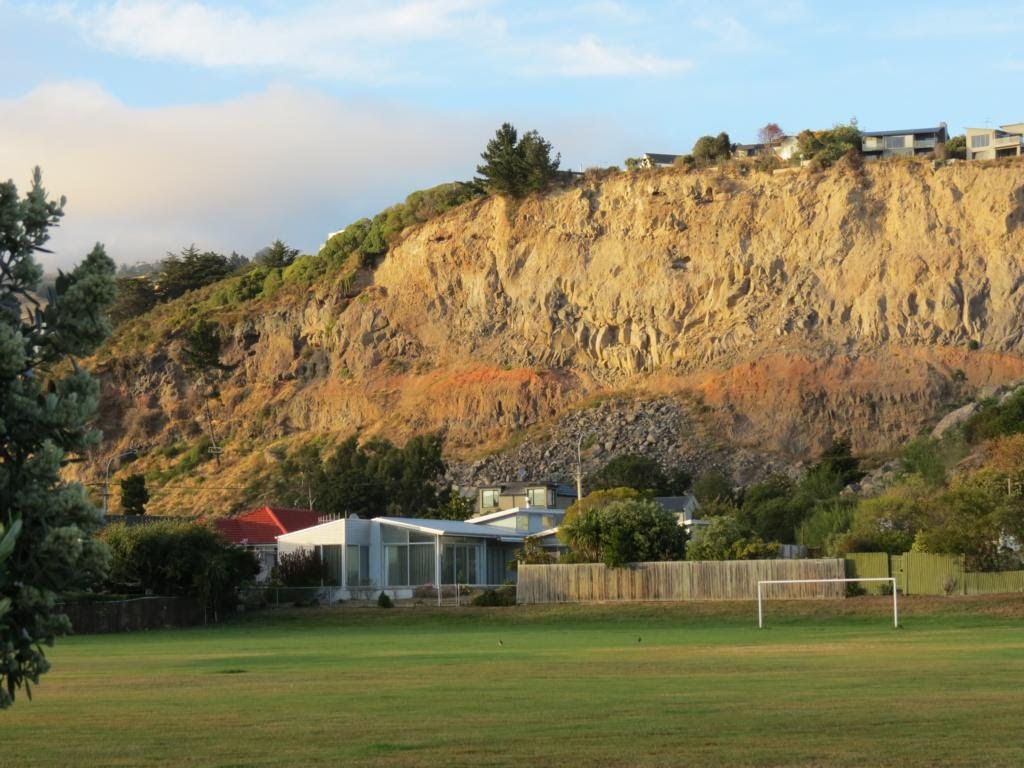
[6,596,1024,767]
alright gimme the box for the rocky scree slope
[89,161,1024,515]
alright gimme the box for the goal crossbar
[756,577,898,629]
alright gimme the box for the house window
[516,514,530,531]
[527,487,548,508]
[384,539,435,586]
[441,543,479,585]
[971,134,990,148]
[346,545,370,586]
[884,135,907,150]
[481,489,500,508]
[541,515,554,529]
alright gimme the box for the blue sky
[1,0,1022,267]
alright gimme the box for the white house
[276,515,536,599]
[965,123,1024,160]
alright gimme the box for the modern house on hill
[476,481,577,515]
[733,136,800,161]
[861,125,948,159]
[965,123,1024,160]
[639,153,682,168]
[214,506,321,580]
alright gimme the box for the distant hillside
[80,159,1024,516]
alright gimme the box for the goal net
[757,577,898,629]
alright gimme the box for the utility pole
[102,448,138,515]
[575,431,585,502]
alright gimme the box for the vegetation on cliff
[83,158,1024,520]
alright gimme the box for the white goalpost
[757,578,899,629]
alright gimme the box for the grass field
[5,596,1024,767]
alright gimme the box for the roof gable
[214,506,320,545]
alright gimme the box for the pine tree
[254,239,299,269]
[476,123,525,197]
[475,123,561,198]
[0,167,116,708]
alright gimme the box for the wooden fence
[516,559,846,604]
[847,552,1024,596]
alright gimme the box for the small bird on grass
[498,639,504,647]
[637,636,642,643]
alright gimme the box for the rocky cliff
[87,160,1024,515]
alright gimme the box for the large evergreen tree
[476,123,560,198]
[0,167,116,708]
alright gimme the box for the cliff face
[90,161,1024,514]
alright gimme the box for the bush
[796,124,861,167]
[585,454,689,495]
[964,390,1024,444]
[559,498,687,567]
[686,515,779,561]
[692,471,733,503]
[377,591,394,608]
[102,520,259,616]
[282,255,327,287]
[271,549,333,587]
[472,586,516,607]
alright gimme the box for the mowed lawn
[5,596,1024,767]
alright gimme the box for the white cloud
[0,81,492,266]
[45,0,504,80]
[0,81,628,268]
[553,35,693,76]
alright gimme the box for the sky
[1,0,1022,268]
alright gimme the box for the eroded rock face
[90,162,1024,514]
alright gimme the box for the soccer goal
[756,578,898,629]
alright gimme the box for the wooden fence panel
[516,559,846,604]
[903,552,964,595]
[845,552,891,594]
[964,570,1024,595]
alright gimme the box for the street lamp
[102,448,138,515]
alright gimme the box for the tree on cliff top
[476,123,560,198]
[757,123,786,148]
[0,167,116,708]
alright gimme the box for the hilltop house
[214,506,321,581]
[639,153,682,168]
[476,481,577,516]
[965,123,1024,160]
[861,124,948,159]
[732,136,800,162]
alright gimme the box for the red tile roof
[214,506,321,546]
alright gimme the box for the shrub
[102,520,258,616]
[282,255,327,287]
[271,549,333,587]
[472,586,516,607]
[964,390,1024,444]
[686,515,779,561]
[377,591,394,608]
[559,498,687,567]
[796,124,861,167]
[692,471,733,503]
[692,133,732,164]
[586,454,689,495]
[261,268,283,297]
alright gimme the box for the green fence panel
[844,553,890,594]
[963,570,1024,595]
[902,552,964,595]
[889,555,905,594]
